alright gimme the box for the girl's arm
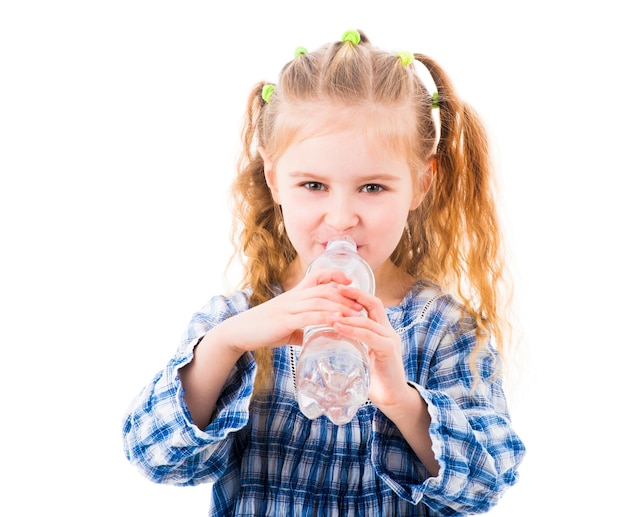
[331,285,525,514]
[121,292,255,486]
[372,384,440,477]
[329,285,439,475]
[178,320,246,430]
[123,273,363,485]
[181,269,364,429]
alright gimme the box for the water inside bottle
[296,329,369,425]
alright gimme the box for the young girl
[122,30,525,516]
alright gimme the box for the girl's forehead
[272,102,416,157]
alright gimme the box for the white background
[1,1,624,515]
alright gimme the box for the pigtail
[415,54,511,364]
[231,82,296,394]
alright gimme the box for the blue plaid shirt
[122,280,525,516]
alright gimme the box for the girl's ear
[411,159,436,210]
[259,146,280,204]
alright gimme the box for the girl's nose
[324,195,359,232]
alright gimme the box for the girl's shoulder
[397,279,475,330]
[402,279,459,314]
[193,288,254,323]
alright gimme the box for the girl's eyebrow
[287,171,403,182]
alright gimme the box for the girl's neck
[374,260,416,307]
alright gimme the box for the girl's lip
[320,240,362,249]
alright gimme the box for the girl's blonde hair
[230,31,513,393]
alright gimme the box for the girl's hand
[328,285,409,409]
[220,269,365,355]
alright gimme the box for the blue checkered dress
[122,280,525,516]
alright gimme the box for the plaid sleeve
[371,297,526,516]
[122,292,256,486]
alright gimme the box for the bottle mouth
[326,235,357,250]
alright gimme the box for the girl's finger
[336,285,387,322]
[291,285,364,314]
[299,268,353,288]
[331,316,393,349]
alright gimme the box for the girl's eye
[302,182,325,191]
[361,184,384,194]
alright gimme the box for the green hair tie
[432,91,440,109]
[294,46,308,57]
[341,30,360,45]
[398,51,415,66]
[261,83,275,103]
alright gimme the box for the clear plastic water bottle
[296,236,375,425]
